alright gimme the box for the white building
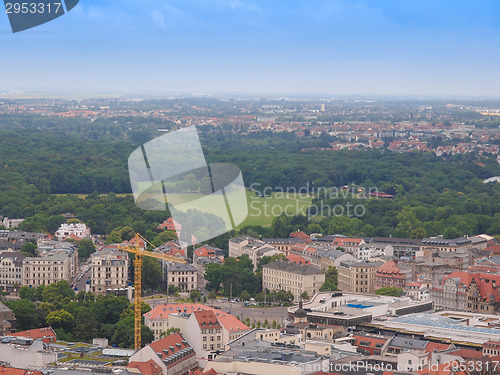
[55,223,91,241]
[144,303,250,343]
[0,339,57,368]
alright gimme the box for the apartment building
[421,237,473,253]
[290,243,322,269]
[374,260,412,290]
[228,235,259,258]
[193,245,224,272]
[332,237,366,253]
[337,261,383,294]
[55,223,91,241]
[316,248,359,270]
[128,332,198,375]
[0,216,23,229]
[167,263,197,292]
[368,237,422,259]
[262,261,325,300]
[432,270,500,313]
[144,303,249,343]
[22,252,73,287]
[37,240,78,281]
[0,251,24,290]
[183,310,223,364]
[90,247,129,295]
[241,242,281,271]
[262,238,303,255]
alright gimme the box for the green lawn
[52,190,312,228]
[239,191,312,227]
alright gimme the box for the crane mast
[118,233,186,349]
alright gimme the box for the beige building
[167,262,197,292]
[262,238,303,256]
[90,247,129,294]
[421,237,473,253]
[262,261,325,300]
[242,243,282,271]
[0,251,24,290]
[144,303,249,343]
[22,252,73,287]
[337,261,382,294]
[228,236,259,258]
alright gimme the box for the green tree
[5,299,39,330]
[46,309,75,331]
[142,257,163,291]
[19,286,36,301]
[190,290,202,302]
[375,287,404,297]
[300,291,310,301]
[73,308,98,342]
[320,266,338,291]
[119,302,151,320]
[42,280,75,306]
[411,227,427,239]
[444,227,460,239]
[111,316,154,348]
[77,239,96,260]
[208,290,217,303]
[240,290,251,301]
[21,242,37,257]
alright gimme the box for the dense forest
[5,281,154,347]
[1,117,500,242]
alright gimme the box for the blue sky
[1,0,500,96]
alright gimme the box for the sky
[1,0,500,97]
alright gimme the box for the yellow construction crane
[118,233,186,349]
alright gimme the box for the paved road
[143,297,290,325]
[74,263,91,293]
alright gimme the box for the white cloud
[151,9,166,29]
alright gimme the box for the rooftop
[263,260,325,275]
[144,303,249,332]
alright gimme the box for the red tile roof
[424,341,453,354]
[145,303,248,333]
[194,246,216,257]
[332,238,363,246]
[449,348,483,359]
[376,260,407,280]
[65,233,82,241]
[190,370,217,375]
[158,217,181,231]
[0,368,44,375]
[290,231,312,243]
[149,332,194,367]
[9,327,56,343]
[193,310,222,330]
[417,362,465,375]
[352,334,389,354]
[286,253,310,265]
[440,271,500,302]
[127,359,162,375]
